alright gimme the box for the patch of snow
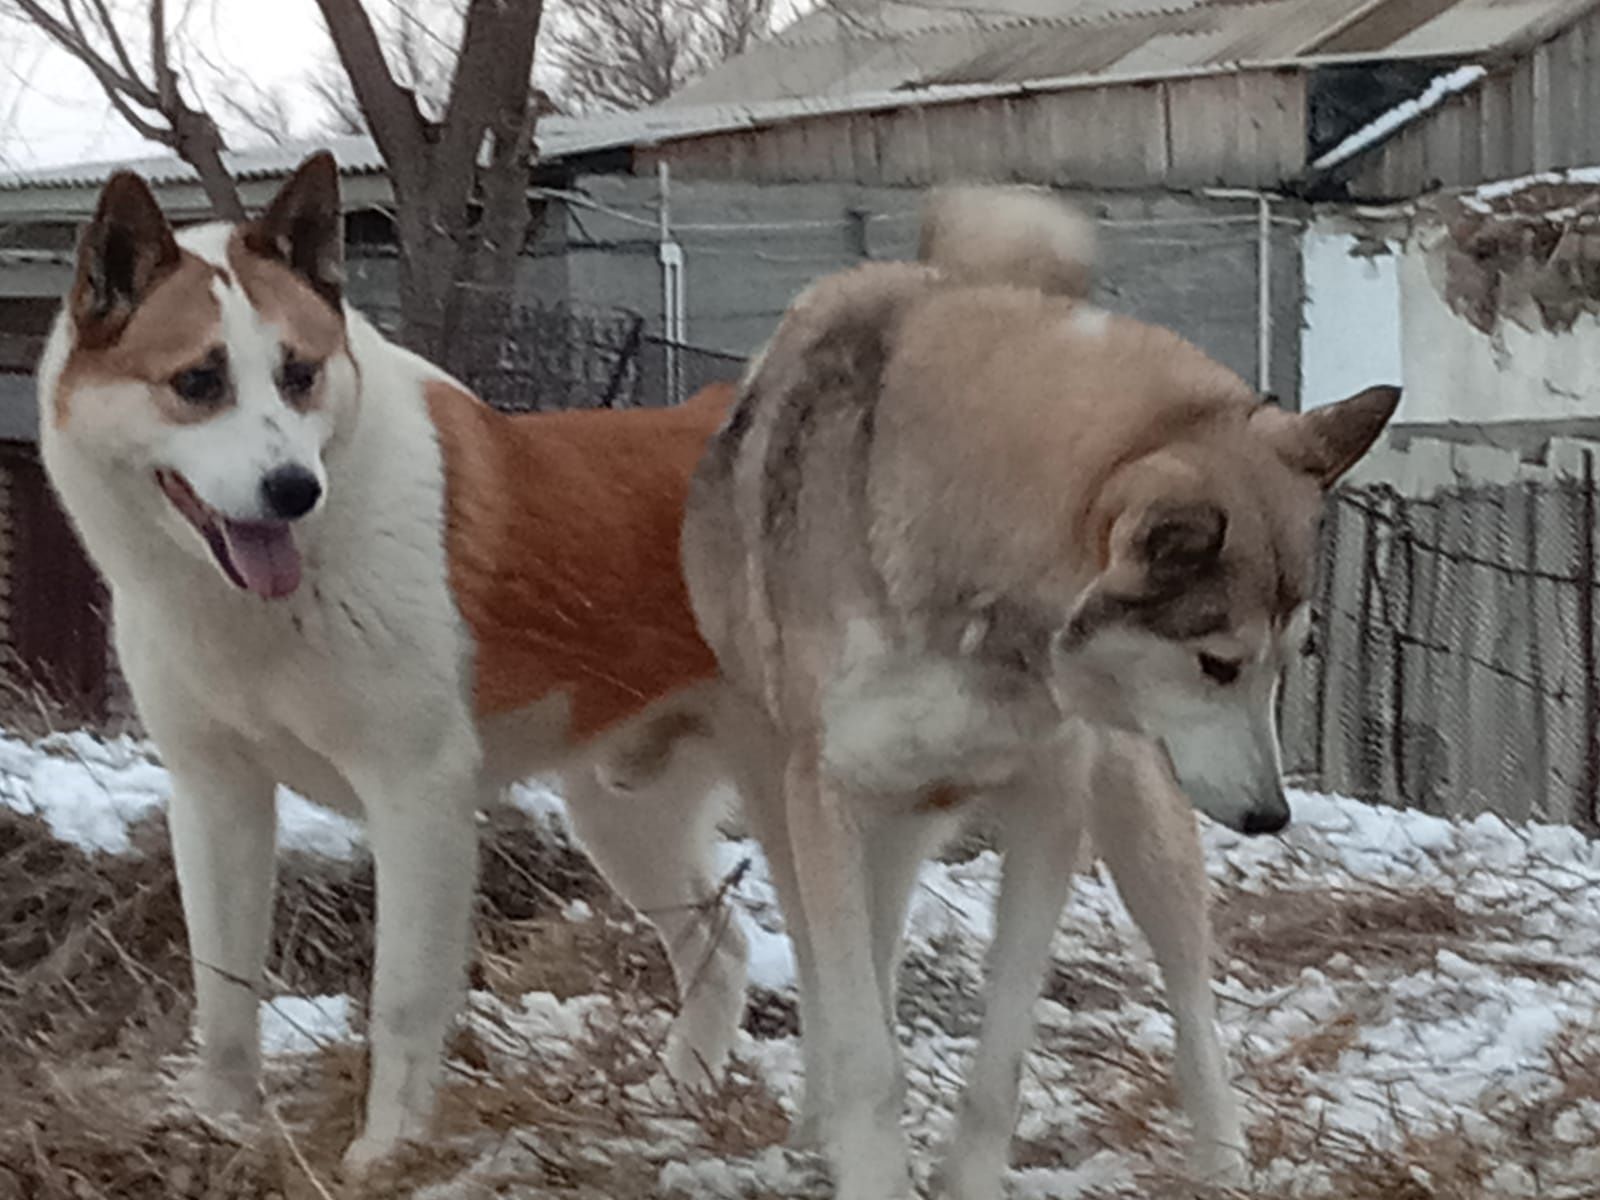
[0,732,165,854]
[1313,66,1486,171]
[1470,165,1600,205]
[510,780,569,827]
[261,994,353,1055]
[13,727,1600,1194]
[276,788,363,859]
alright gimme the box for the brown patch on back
[427,378,736,743]
[55,250,225,429]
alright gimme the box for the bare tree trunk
[169,105,245,221]
[316,0,546,371]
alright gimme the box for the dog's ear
[1059,499,1227,650]
[1130,499,1227,587]
[243,151,344,311]
[71,172,181,349]
[1253,386,1400,488]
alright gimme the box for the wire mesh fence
[366,302,744,411]
[1280,462,1600,830]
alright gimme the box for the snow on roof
[1311,65,1488,172]
[1468,165,1600,204]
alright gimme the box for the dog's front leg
[341,737,481,1169]
[165,741,278,1120]
[936,755,1085,1200]
[784,750,913,1200]
[1089,735,1248,1185]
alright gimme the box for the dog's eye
[170,365,226,406]
[279,356,321,401]
[1198,653,1242,685]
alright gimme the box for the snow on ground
[8,728,1600,1196]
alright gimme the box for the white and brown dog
[682,186,1399,1199]
[37,154,750,1167]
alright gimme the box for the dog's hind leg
[866,808,956,1027]
[936,746,1087,1200]
[723,712,832,1145]
[785,749,914,1200]
[564,747,749,1089]
[1088,734,1248,1185]
[164,740,278,1121]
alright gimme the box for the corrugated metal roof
[0,62,1319,198]
[665,0,1586,106]
[0,133,386,191]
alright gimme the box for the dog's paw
[786,1105,824,1150]
[182,1065,262,1127]
[663,1029,729,1091]
[340,1131,407,1177]
[1190,1139,1250,1188]
[931,1142,1007,1200]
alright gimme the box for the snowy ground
[6,729,1600,1198]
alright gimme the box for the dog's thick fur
[683,184,1399,1199]
[38,156,751,1168]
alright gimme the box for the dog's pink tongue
[222,521,302,599]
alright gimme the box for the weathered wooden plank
[1168,74,1239,187]
[1426,102,1465,190]
[877,106,932,186]
[1531,43,1556,171]
[847,114,877,185]
[1558,18,1588,167]
[1263,69,1308,184]
[1477,74,1513,182]
[1101,84,1169,187]
[1003,95,1050,183]
[1508,59,1538,177]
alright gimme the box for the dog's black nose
[1240,805,1291,836]
[261,464,322,521]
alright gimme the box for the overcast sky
[0,0,811,173]
[0,0,340,169]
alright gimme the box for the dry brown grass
[0,803,787,1200]
[8,760,1600,1199]
[1212,881,1504,987]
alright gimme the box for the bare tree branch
[85,0,148,96]
[312,0,427,183]
[149,0,177,111]
[214,80,296,147]
[305,63,368,136]
[3,0,244,218]
[545,0,773,112]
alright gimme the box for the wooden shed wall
[636,68,1308,190]
[1344,7,1600,197]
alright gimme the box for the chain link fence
[366,302,743,412]
[1280,464,1600,830]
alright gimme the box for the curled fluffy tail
[918,185,1097,299]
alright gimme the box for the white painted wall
[1299,220,1404,412]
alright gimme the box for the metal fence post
[1580,451,1599,832]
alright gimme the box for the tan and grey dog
[683,186,1398,1200]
